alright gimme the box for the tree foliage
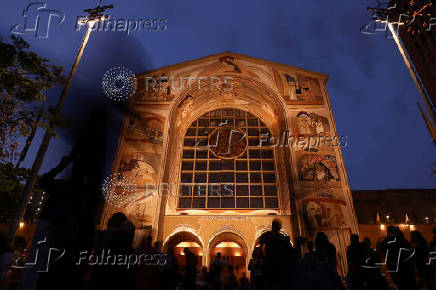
[0,35,65,163]
[0,162,43,222]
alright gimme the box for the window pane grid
[179,108,278,209]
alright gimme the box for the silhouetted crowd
[1,214,436,290]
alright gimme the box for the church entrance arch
[163,230,204,268]
[207,231,248,280]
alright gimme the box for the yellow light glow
[410,225,415,230]
[234,252,241,257]
[380,224,385,230]
[19,222,24,229]
[215,242,241,248]
[175,242,201,248]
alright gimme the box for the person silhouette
[223,265,238,290]
[314,232,343,290]
[302,241,321,290]
[360,237,388,290]
[346,234,365,290]
[183,248,197,290]
[239,271,250,290]
[411,230,436,290]
[248,247,264,290]
[380,226,416,290]
[258,219,288,290]
[209,252,226,290]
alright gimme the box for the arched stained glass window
[178,108,278,209]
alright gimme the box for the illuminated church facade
[101,52,359,274]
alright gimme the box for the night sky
[1,0,435,190]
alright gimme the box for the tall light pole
[364,3,436,143]
[7,4,113,245]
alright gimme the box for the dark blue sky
[1,0,435,190]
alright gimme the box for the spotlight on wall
[380,224,385,230]
[19,222,24,229]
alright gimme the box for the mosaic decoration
[119,154,158,186]
[303,198,347,229]
[126,113,164,145]
[275,70,323,103]
[294,75,323,102]
[296,112,330,136]
[299,154,339,181]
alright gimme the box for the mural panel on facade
[299,154,339,181]
[296,112,330,136]
[303,198,347,229]
[272,68,323,104]
[125,112,164,145]
[118,153,158,186]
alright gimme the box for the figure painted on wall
[299,154,340,181]
[118,154,158,186]
[125,200,153,225]
[294,75,323,102]
[283,73,297,100]
[275,72,323,104]
[296,112,330,136]
[303,198,347,229]
[126,112,164,145]
[219,55,242,73]
[178,95,194,126]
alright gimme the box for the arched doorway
[163,230,204,268]
[208,232,248,280]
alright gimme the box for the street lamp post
[7,5,113,245]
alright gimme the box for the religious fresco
[218,55,242,73]
[124,194,155,226]
[299,154,340,181]
[271,68,324,104]
[118,153,159,187]
[105,53,358,270]
[125,112,164,145]
[296,112,330,136]
[302,198,347,229]
[293,75,323,102]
